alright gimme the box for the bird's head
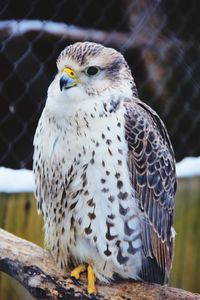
[47,42,137,115]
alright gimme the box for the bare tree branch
[0,20,187,50]
[0,228,199,300]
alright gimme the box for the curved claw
[90,293,97,300]
[70,276,82,286]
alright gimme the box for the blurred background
[0,0,200,299]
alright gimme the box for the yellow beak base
[60,67,80,91]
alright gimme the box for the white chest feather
[33,103,142,282]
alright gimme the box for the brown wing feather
[124,99,176,283]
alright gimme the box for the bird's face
[47,42,137,114]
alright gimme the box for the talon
[69,263,97,296]
[90,293,97,300]
[70,276,82,286]
[87,265,97,296]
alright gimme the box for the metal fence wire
[0,0,200,169]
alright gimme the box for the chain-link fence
[0,0,200,169]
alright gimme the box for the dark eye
[85,66,100,76]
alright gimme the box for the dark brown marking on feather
[70,215,75,228]
[65,199,68,209]
[104,244,112,256]
[90,158,95,164]
[108,195,115,202]
[84,190,89,196]
[68,165,73,176]
[83,146,86,155]
[108,148,113,156]
[115,172,120,179]
[118,191,128,200]
[82,178,88,188]
[106,221,117,241]
[107,213,115,220]
[87,198,95,207]
[72,190,80,199]
[119,204,129,215]
[117,180,123,189]
[106,139,112,145]
[83,163,88,171]
[118,148,123,155]
[85,223,92,235]
[117,249,129,265]
[124,221,134,235]
[117,135,121,142]
[102,187,109,193]
[88,212,96,220]
[101,178,106,184]
[69,201,77,211]
[118,160,122,166]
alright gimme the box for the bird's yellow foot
[70,263,86,280]
[70,264,97,296]
[87,264,97,296]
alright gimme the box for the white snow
[176,156,200,178]
[0,157,199,193]
[0,167,34,193]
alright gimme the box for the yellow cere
[63,67,78,80]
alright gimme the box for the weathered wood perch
[0,229,199,300]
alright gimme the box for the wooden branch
[0,229,199,300]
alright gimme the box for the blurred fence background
[0,0,200,299]
[0,0,200,169]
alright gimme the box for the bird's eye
[85,66,100,76]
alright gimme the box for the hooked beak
[60,67,80,91]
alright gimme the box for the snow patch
[176,156,200,178]
[0,167,34,193]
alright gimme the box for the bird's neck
[44,92,125,129]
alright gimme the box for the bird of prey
[33,42,176,296]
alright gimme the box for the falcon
[33,42,176,296]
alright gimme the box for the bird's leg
[87,264,97,296]
[70,263,86,285]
